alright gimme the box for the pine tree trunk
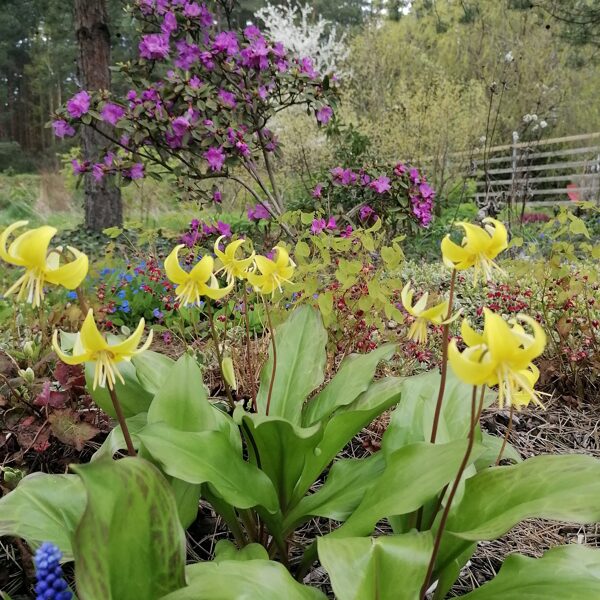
[74,0,122,231]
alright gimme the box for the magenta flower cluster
[180,217,232,248]
[312,162,435,227]
[52,0,337,208]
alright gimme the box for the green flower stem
[263,300,277,417]
[238,509,259,543]
[430,268,457,444]
[420,385,480,600]
[108,385,136,457]
[242,285,257,411]
[206,302,235,410]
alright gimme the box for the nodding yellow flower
[0,221,88,308]
[213,236,255,283]
[441,218,508,282]
[164,244,233,306]
[52,309,153,390]
[448,308,547,409]
[400,283,460,344]
[246,246,295,296]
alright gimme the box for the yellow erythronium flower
[0,221,88,308]
[246,246,295,296]
[441,218,508,282]
[52,309,153,389]
[448,308,547,409]
[164,244,233,306]
[400,283,459,344]
[214,236,255,283]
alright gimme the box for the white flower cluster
[255,1,350,79]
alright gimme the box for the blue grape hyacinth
[34,542,72,600]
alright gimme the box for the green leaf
[214,540,269,562]
[292,377,403,505]
[137,423,279,513]
[85,360,153,418]
[438,455,600,575]
[461,545,600,599]
[235,410,322,512]
[72,457,186,600]
[383,370,493,453]
[147,354,216,432]
[284,453,386,532]
[256,306,327,424]
[319,532,433,600]
[161,560,326,600]
[332,440,474,538]
[0,473,85,558]
[92,413,148,461]
[474,431,522,469]
[132,351,175,396]
[303,344,396,426]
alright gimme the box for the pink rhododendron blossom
[52,120,75,138]
[218,89,237,108]
[213,31,239,55]
[316,106,333,124]
[248,204,270,221]
[204,146,225,171]
[139,34,170,60]
[71,159,89,174]
[101,103,126,126]
[126,163,145,180]
[359,205,375,221]
[312,183,324,198]
[370,175,391,194]
[66,91,90,118]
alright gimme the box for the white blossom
[540,120,548,129]
[504,51,514,63]
[255,1,349,78]
[512,131,520,142]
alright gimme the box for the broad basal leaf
[0,473,85,557]
[461,545,600,599]
[319,532,433,600]
[256,305,327,424]
[72,457,186,600]
[160,560,326,600]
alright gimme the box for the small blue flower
[34,542,72,600]
[66,291,77,300]
[100,267,112,277]
[125,274,133,283]
[153,308,163,319]
[312,293,319,299]
[117,290,126,299]
[120,301,131,313]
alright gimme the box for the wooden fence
[468,132,600,209]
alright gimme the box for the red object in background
[567,183,580,202]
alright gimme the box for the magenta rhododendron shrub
[52,0,338,215]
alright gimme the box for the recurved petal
[441,235,470,268]
[164,245,190,285]
[461,318,485,347]
[224,238,246,259]
[420,300,448,323]
[110,318,147,357]
[203,280,234,300]
[483,218,508,258]
[483,309,518,363]
[51,330,92,365]
[400,283,414,314]
[457,222,493,254]
[254,255,277,276]
[9,226,57,270]
[190,255,214,283]
[44,248,89,289]
[80,309,109,353]
[213,235,228,263]
[448,341,495,386]
[0,221,29,266]
[517,314,547,363]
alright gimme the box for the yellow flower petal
[80,310,109,353]
[441,235,471,269]
[9,226,57,270]
[45,248,89,289]
[483,218,508,258]
[164,244,189,285]
[461,318,485,347]
[109,318,146,357]
[0,221,29,266]
[51,330,92,365]
[448,341,495,386]
[189,255,214,282]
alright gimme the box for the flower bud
[18,367,35,384]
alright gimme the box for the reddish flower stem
[430,269,457,444]
[264,300,277,416]
[108,385,136,457]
